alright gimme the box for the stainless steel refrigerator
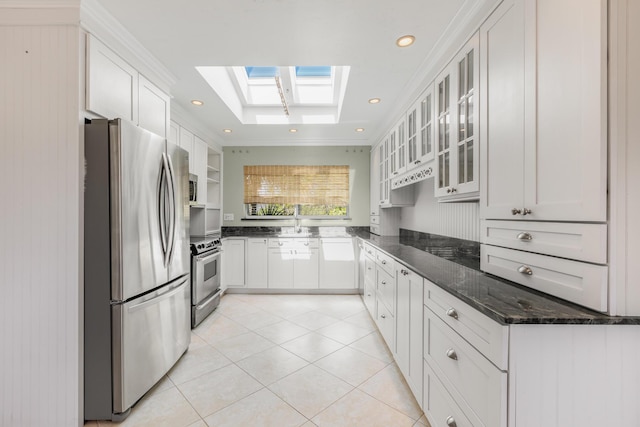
[84,119,191,421]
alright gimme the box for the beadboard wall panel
[399,179,480,242]
[509,324,640,426]
[0,24,82,426]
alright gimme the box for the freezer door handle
[127,277,188,313]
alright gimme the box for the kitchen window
[244,165,349,219]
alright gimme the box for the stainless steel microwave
[189,174,198,204]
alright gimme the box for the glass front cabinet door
[435,33,480,200]
[407,85,435,171]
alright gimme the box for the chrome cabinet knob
[400,269,409,276]
[446,416,457,427]
[446,348,458,360]
[518,265,533,275]
[381,280,387,285]
[523,208,532,216]
[512,208,522,215]
[517,232,533,241]
[381,314,386,319]
[381,260,387,265]
[278,242,284,246]
[446,308,459,320]
[447,188,452,194]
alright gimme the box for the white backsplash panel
[399,180,480,242]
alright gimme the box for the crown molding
[79,0,176,92]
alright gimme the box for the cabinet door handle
[447,188,452,194]
[278,242,284,246]
[445,308,459,320]
[446,416,457,427]
[517,232,533,241]
[511,208,522,215]
[523,208,532,216]
[518,265,533,275]
[400,269,409,276]
[381,260,387,265]
[304,242,309,246]
[367,293,372,297]
[446,348,458,360]
[381,280,387,285]
[381,314,386,319]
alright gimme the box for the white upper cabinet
[86,35,138,123]
[178,127,195,173]
[408,85,436,170]
[86,34,170,138]
[138,74,170,138]
[393,116,408,176]
[435,33,480,200]
[480,0,607,221]
[370,146,381,216]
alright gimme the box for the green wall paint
[222,146,370,227]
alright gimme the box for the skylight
[196,65,350,125]
[295,66,332,78]
[245,66,279,78]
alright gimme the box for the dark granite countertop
[221,226,640,325]
[360,233,640,326]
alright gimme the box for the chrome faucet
[294,217,301,233]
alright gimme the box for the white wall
[222,146,370,227]
[399,179,480,241]
[0,10,83,427]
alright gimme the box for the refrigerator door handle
[159,153,171,267]
[165,153,177,265]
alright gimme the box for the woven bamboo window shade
[244,165,349,205]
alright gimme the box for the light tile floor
[85,294,431,427]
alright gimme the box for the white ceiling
[96,0,494,146]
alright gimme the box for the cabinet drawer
[375,300,395,351]
[363,281,376,317]
[370,215,380,225]
[376,250,396,277]
[481,244,608,312]
[423,361,474,427]
[365,257,376,284]
[480,220,607,264]
[425,309,507,427]
[269,238,293,247]
[376,267,395,314]
[424,279,508,370]
[370,224,381,236]
[363,242,377,260]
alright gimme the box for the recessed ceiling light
[191,99,204,106]
[368,98,381,104]
[223,129,232,133]
[289,128,298,133]
[355,128,365,132]
[396,35,416,47]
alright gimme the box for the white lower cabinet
[221,238,245,289]
[424,361,474,427]
[375,300,395,349]
[425,308,507,427]
[267,238,319,289]
[246,238,268,288]
[396,268,424,405]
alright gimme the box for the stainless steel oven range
[190,234,222,327]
